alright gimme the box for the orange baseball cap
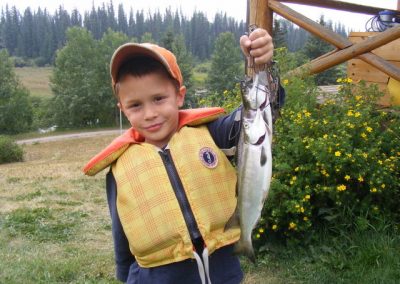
[110,43,183,90]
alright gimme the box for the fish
[225,58,274,263]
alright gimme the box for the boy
[84,28,274,283]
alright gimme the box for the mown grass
[0,135,399,283]
[14,67,53,98]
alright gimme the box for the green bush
[0,136,24,164]
[255,78,400,243]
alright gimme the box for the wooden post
[398,0,400,11]
[249,0,272,32]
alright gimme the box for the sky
[1,0,399,32]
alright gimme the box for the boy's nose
[143,105,157,120]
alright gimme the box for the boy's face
[117,72,186,148]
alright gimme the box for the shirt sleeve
[207,106,242,150]
[106,169,136,282]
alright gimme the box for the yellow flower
[373,206,379,211]
[283,79,289,85]
[347,153,352,158]
[259,228,264,233]
[289,222,297,230]
[304,194,311,200]
[272,224,278,231]
[366,126,373,132]
[358,176,364,182]
[381,184,386,189]
[223,90,228,95]
[337,184,347,191]
[378,160,383,165]
[300,207,305,213]
[344,175,351,181]
[370,188,377,193]
[355,95,362,101]
[362,153,368,159]
[346,78,353,83]
[323,134,328,139]
[323,119,328,125]
[256,234,260,239]
[361,132,367,138]
[335,151,341,157]
[303,216,309,221]
[336,78,342,83]
[295,167,300,172]
[347,110,354,116]
[355,112,361,117]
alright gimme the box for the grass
[14,67,53,98]
[0,135,399,283]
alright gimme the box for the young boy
[84,28,274,284]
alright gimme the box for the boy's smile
[117,72,186,148]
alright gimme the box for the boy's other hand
[240,28,273,67]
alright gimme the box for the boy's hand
[240,28,273,67]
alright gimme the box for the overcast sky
[1,0,398,31]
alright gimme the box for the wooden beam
[277,0,398,15]
[269,0,400,80]
[292,26,400,80]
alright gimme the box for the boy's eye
[154,96,166,102]
[129,103,141,109]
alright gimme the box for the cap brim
[110,43,171,84]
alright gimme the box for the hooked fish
[225,50,276,262]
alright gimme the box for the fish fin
[234,238,256,263]
[260,146,267,166]
[224,206,240,231]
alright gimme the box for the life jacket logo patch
[199,147,218,168]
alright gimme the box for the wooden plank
[349,32,400,61]
[277,0,398,15]
[347,59,400,83]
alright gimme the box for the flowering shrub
[255,78,400,243]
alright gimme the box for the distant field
[14,67,53,98]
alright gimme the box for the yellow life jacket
[83,108,240,268]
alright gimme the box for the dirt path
[16,129,123,145]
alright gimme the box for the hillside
[14,67,53,98]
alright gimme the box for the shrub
[0,136,24,164]
[255,78,400,244]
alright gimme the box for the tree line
[0,2,349,65]
[0,3,247,65]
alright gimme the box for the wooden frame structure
[248,0,400,81]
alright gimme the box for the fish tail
[234,237,256,263]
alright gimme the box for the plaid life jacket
[83,108,240,268]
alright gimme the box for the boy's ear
[117,102,123,112]
[177,86,186,107]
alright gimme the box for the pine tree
[117,3,128,35]
[302,15,340,85]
